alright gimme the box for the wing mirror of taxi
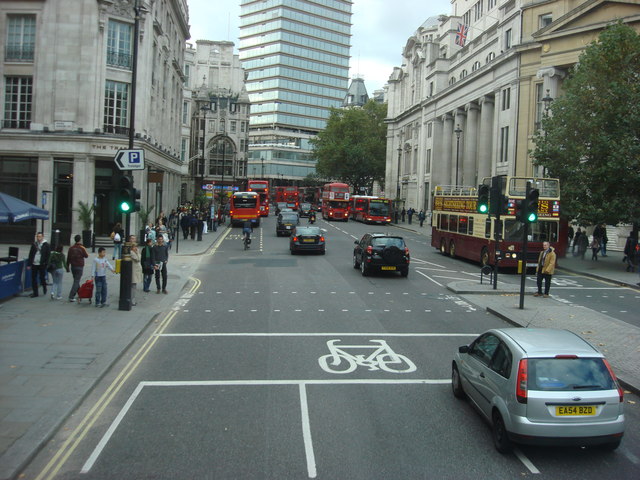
[458,345,469,354]
[354,241,359,245]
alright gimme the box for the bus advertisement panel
[321,183,350,221]
[247,180,270,217]
[275,186,300,210]
[229,191,261,227]
[430,177,565,267]
[350,196,393,224]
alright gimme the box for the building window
[535,83,544,130]
[472,61,481,72]
[500,126,509,163]
[460,70,468,80]
[474,0,484,21]
[181,138,188,162]
[240,121,246,133]
[208,119,216,132]
[449,77,456,85]
[230,120,237,133]
[502,87,511,111]
[463,11,471,27]
[106,20,133,69]
[182,101,189,125]
[3,76,32,129]
[429,82,434,96]
[505,29,512,50]
[427,122,433,138]
[426,149,431,173]
[488,0,497,8]
[184,64,191,87]
[220,119,225,133]
[486,52,495,63]
[103,80,129,134]
[540,14,553,29]
[5,15,36,62]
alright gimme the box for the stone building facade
[0,0,189,243]
[385,0,640,216]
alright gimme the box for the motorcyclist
[308,209,316,224]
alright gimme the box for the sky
[186,0,452,93]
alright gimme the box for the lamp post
[261,156,265,178]
[541,89,553,177]
[454,124,462,187]
[199,102,210,192]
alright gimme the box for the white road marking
[299,384,317,478]
[158,333,478,337]
[514,447,540,474]
[416,270,444,287]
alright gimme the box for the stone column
[430,117,445,191]
[453,109,466,186]
[477,95,495,182]
[441,114,454,186]
[463,103,479,187]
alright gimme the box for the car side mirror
[458,345,469,354]
[354,241,359,245]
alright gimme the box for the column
[441,114,454,186]
[477,95,495,182]
[430,117,445,190]
[463,103,479,187]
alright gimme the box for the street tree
[531,22,640,228]
[311,100,387,194]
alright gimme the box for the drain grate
[43,353,98,369]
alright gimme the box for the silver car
[452,328,625,452]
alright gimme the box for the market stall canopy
[0,192,49,223]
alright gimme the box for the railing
[5,46,34,62]
[434,185,477,196]
[106,50,132,69]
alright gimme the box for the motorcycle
[308,212,316,224]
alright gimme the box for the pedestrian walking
[66,234,89,302]
[568,225,575,247]
[27,232,51,298]
[534,241,556,298]
[180,211,190,240]
[140,238,154,293]
[623,233,637,272]
[418,209,426,227]
[92,247,116,307]
[407,207,414,225]
[128,235,141,306]
[590,236,600,261]
[110,222,124,259]
[48,245,67,300]
[572,228,582,254]
[401,207,406,223]
[152,235,169,294]
[577,232,589,260]
[600,224,608,257]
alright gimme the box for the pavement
[0,219,638,480]
[0,225,230,480]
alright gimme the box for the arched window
[472,61,481,72]
[208,137,235,176]
[486,52,495,63]
[460,69,468,79]
[449,77,456,85]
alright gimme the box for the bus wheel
[449,241,456,259]
[480,247,490,266]
[440,239,448,256]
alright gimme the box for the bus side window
[458,216,468,235]
[468,217,474,236]
[450,215,458,233]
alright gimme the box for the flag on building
[455,23,469,47]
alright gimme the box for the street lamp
[454,124,462,187]
[199,102,211,192]
[541,89,553,177]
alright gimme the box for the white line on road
[514,448,540,474]
[157,333,478,337]
[416,270,444,287]
[299,384,317,478]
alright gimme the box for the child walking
[92,247,116,307]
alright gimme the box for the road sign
[114,149,145,170]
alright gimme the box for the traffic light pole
[518,181,532,310]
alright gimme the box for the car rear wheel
[452,364,466,399]
[352,253,360,269]
[492,411,513,453]
[601,439,622,451]
[449,240,456,259]
[360,259,369,276]
[400,267,409,277]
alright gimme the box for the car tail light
[603,358,624,402]
[230,210,234,216]
[554,355,578,359]
[516,359,528,404]
[404,247,410,256]
[320,236,325,242]
[366,246,373,255]
[292,236,298,242]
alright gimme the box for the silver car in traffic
[452,328,625,452]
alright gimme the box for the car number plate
[381,266,396,271]
[303,239,315,243]
[286,226,291,229]
[556,405,596,416]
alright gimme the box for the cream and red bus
[350,195,393,224]
[431,177,566,267]
[321,182,350,221]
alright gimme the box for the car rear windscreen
[528,358,616,391]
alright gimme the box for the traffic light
[525,188,539,223]
[477,184,489,214]
[132,186,141,213]
[118,176,134,213]
[500,195,510,216]
[514,199,524,222]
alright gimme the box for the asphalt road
[21,216,640,479]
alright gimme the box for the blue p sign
[129,151,140,164]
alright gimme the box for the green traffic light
[478,204,488,214]
[119,201,132,212]
[527,212,537,222]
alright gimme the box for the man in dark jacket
[151,235,169,294]
[27,232,51,297]
[66,234,89,302]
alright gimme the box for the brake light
[292,236,298,242]
[404,247,410,256]
[555,355,578,359]
[366,246,373,255]
[603,359,624,402]
[516,359,528,404]
[320,236,325,242]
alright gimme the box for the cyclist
[242,220,253,248]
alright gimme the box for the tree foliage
[310,100,387,193]
[531,22,640,226]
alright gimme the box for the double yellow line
[35,277,201,480]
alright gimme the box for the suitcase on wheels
[77,279,94,303]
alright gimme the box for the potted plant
[76,201,94,246]
[138,204,154,241]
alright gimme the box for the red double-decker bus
[350,195,393,224]
[247,179,270,217]
[431,176,566,267]
[275,186,300,210]
[321,182,350,221]
[229,191,261,227]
